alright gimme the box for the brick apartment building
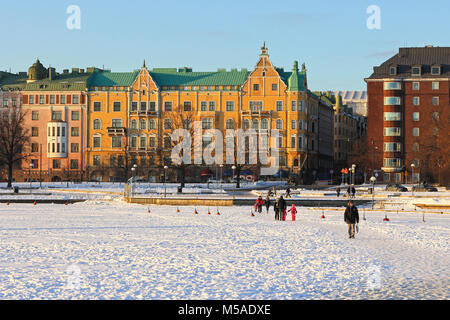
[365,46,449,184]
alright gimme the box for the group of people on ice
[254,194,360,239]
[336,185,356,198]
[254,195,297,221]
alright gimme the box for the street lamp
[219,164,223,188]
[131,166,136,197]
[351,164,356,186]
[29,162,34,193]
[411,163,416,196]
[370,176,376,209]
[231,165,236,198]
[164,165,168,198]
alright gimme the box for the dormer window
[389,66,397,76]
[431,65,441,75]
[411,66,421,76]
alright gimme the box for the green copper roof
[149,69,250,87]
[0,71,28,90]
[87,71,139,87]
[24,73,91,91]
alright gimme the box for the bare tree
[0,105,30,188]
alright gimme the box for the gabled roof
[149,69,250,87]
[87,70,139,87]
[367,46,450,79]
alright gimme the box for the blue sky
[1,0,449,90]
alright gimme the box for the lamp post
[370,176,376,209]
[164,165,168,198]
[351,164,356,186]
[411,163,415,196]
[220,164,223,188]
[131,166,136,197]
[29,162,34,193]
[232,165,236,199]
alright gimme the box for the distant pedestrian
[347,186,351,197]
[288,204,297,221]
[279,196,287,221]
[274,197,280,220]
[351,186,356,198]
[344,200,359,239]
[285,187,291,198]
[265,195,271,213]
[336,186,341,197]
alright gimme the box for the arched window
[140,119,146,130]
[148,119,156,130]
[243,119,250,129]
[164,135,171,148]
[164,119,172,130]
[226,119,234,129]
[131,119,137,129]
[276,119,283,130]
[252,119,259,130]
[93,119,101,130]
[261,118,268,130]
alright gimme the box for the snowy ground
[0,200,448,300]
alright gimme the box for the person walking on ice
[288,204,297,221]
[265,195,271,213]
[344,200,359,239]
[336,186,341,197]
[278,195,287,221]
[274,197,280,220]
[255,195,263,213]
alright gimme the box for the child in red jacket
[288,204,297,221]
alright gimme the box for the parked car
[412,184,438,192]
[385,184,408,192]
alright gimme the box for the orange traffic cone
[194,208,198,215]
[251,211,255,217]
[65,201,69,206]
[147,207,151,214]
[321,211,325,219]
[6,201,9,206]
[383,214,390,222]
[208,208,211,215]
[422,213,425,223]
[33,201,37,206]
[216,210,221,215]
[176,207,180,213]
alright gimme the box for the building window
[272,84,278,91]
[131,101,138,112]
[31,143,39,153]
[243,119,250,129]
[261,118,268,130]
[32,111,39,120]
[412,143,419,152]
[298,120,303,130]
[140,136,146,149]
[432,82,439,90]
[32,127,39,137]
[93,119,101,130]
[29,95,35,104]
[52,111,62,120]
[60,95,66,104]
[411,66,421,76]
[298,136,303,149]
[276,101,283,111]
[50,95,55,104]
[298,101,303,112]
[131,119,137,129]
[164,136,171,149]
[71,143,79,153]
[226,119,234,129]
[70,159,78,169]
[291,120,296,130]
[140,119,146,130]
[131,136,137,148]
[291,136,296,148]
[384,82,401,90]
[412,128,419,136]
[201,101,207,111]
[111,119,122,128]
[389,66,396,75]
[291,101,296,111]
[412,97,420,106]
[71,127,79,136]
[149,102,156,112]
[39,95,44,104]
[149,136,156,147]
[208,101,215,111]
[383,158,402,168]
[140,101,146,112]
[183,101,192,112]
[72,95,79,104]
[164,102,172,111]
[71,111,79,120]
[253,84,259,91]
[412,82,419,90]
[148,119,156,130]
[383,127,401,136]
[164,119,172,130]
[249,101,263,112]
[384,142,401,152]
[93,136,101,148]
[432,112,439,120]
[412,112,419,121]
[226,101,234,111]
[432,97,439,106]
[93,101,101,112]
[252,119,259,130]
[202,118,213,129]
[113,102,121,112]
[53,159,61,169]
[111,136,122,148]
[384,97,401,105]
[276,119,283,130]
[384,112,401,121]
[93,156,100,166]
[431,66,441,75]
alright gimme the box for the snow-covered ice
[0,200,448,300]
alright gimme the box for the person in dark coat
[265,195,270,213]
[278,196,287,221]
[274,197,280,220]
[336,186,341,197]
[347,186,351,197]
[351,186,356,198]
[344,200,359,239]
[285,187,291,198]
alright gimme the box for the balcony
[241,110,271,116]
[107,127,126,136]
